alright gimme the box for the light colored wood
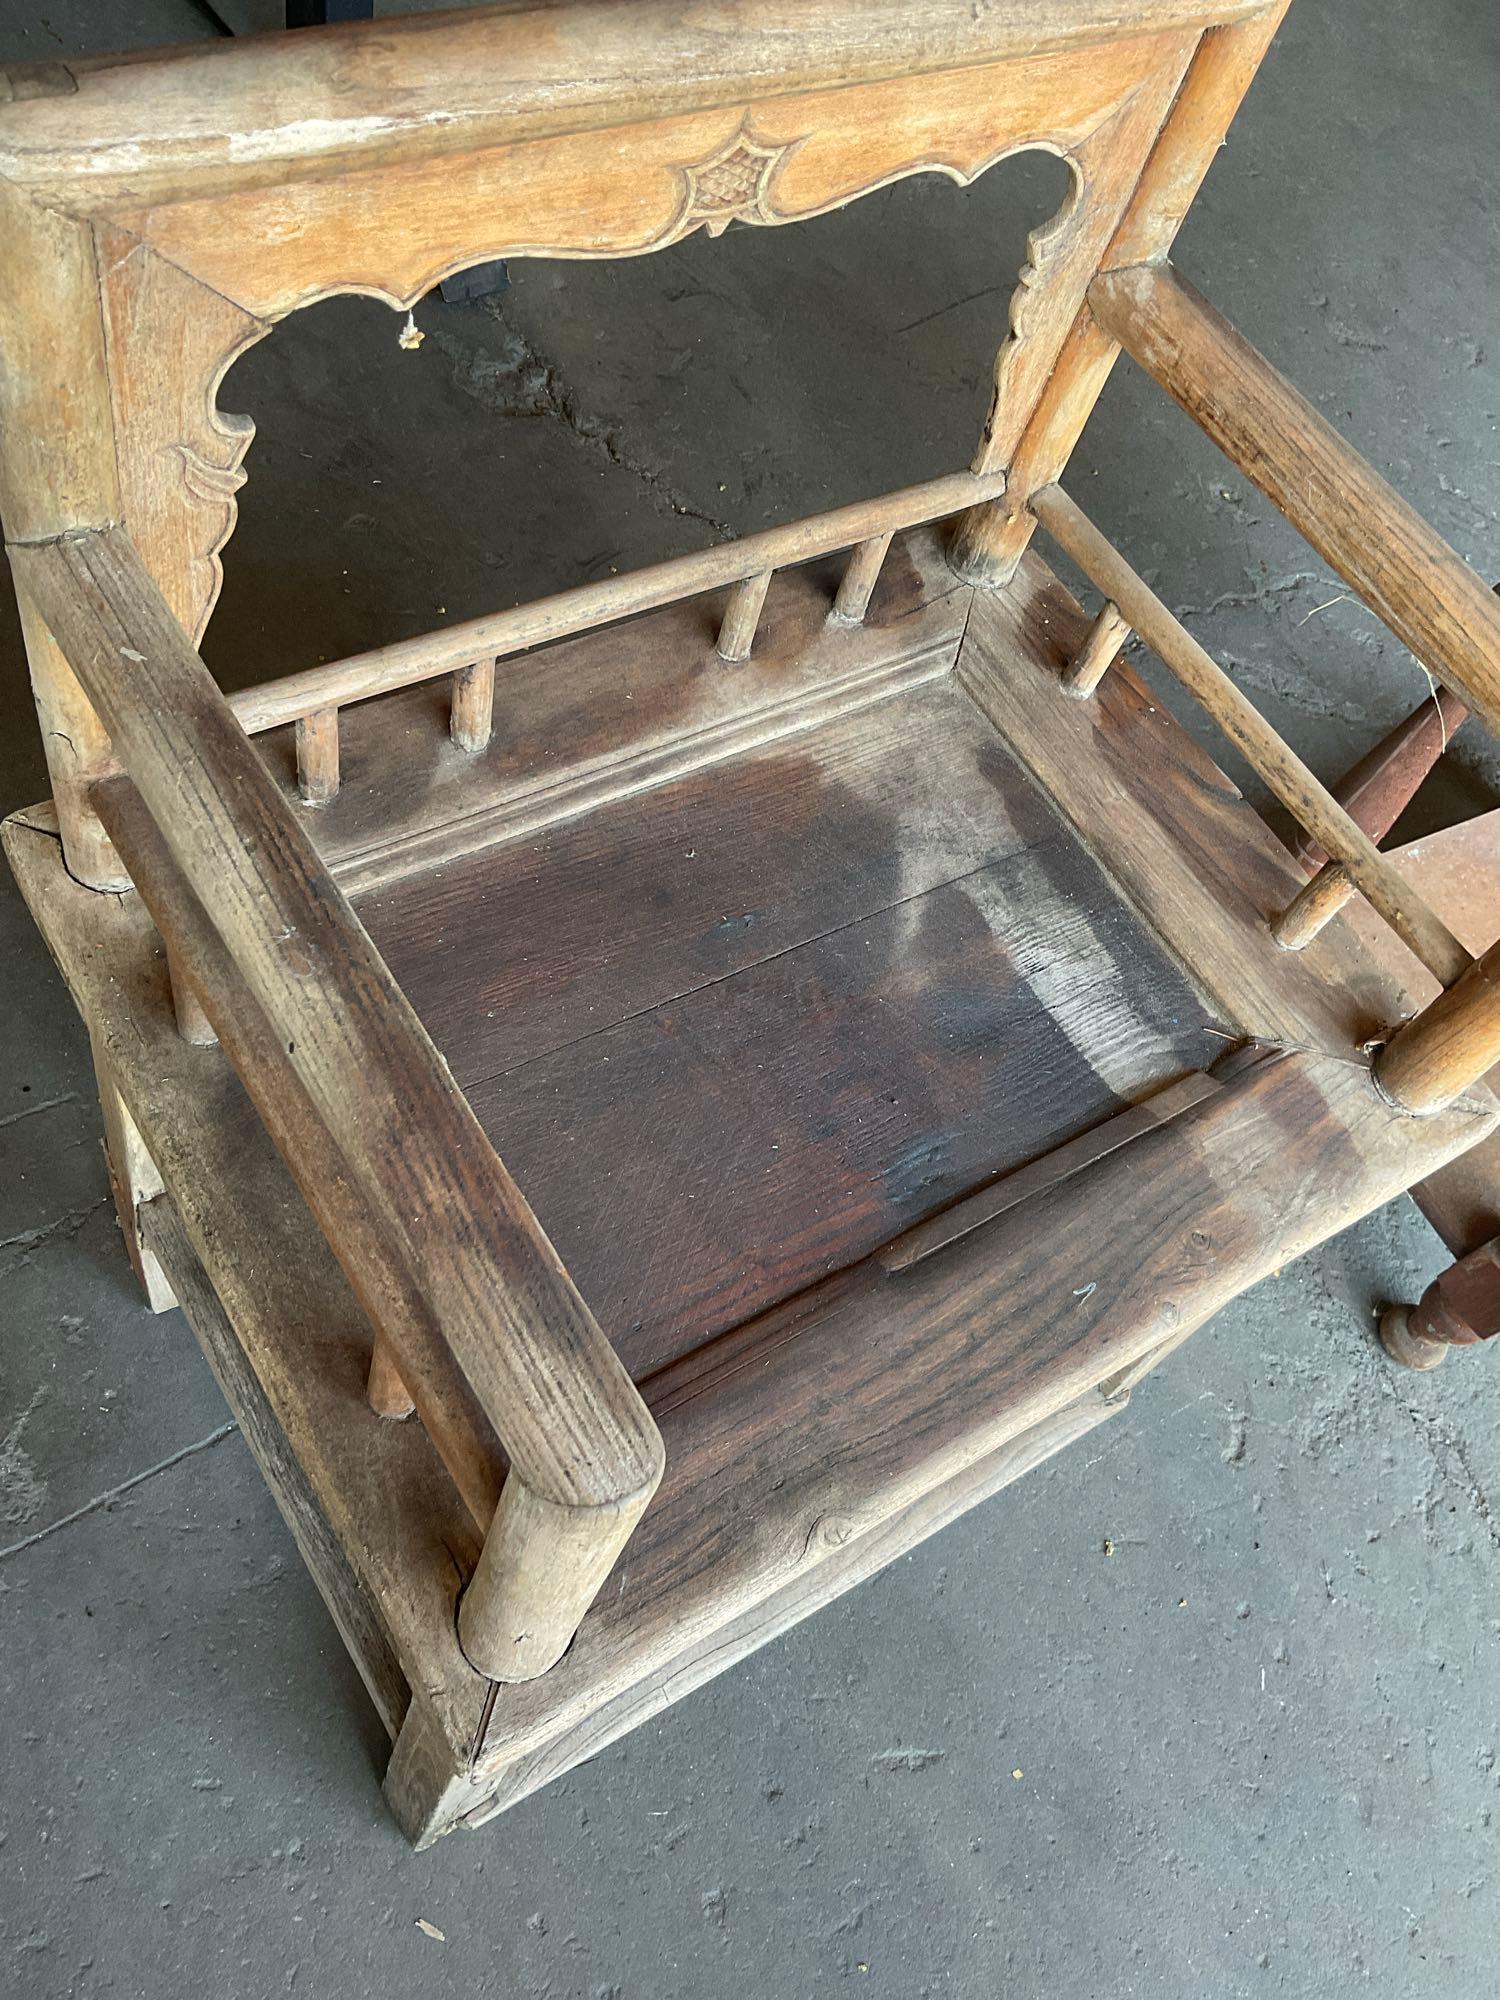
[450,659,495,756]
[0,4,1262,213]
[1377,945,1500,1116]
[1029,483,1472,989]
[14,525,665,1680]
[227,470,1004,734]
[0,183,125,888]
[950,3,1290,583]
[831,533,893,624]
[367,1335,415,1421]
[716,569,771,662]
[1089,262,1500,745]
[93,1034,175,1314]
[295,706,340,806]
[1062,597,1131,695]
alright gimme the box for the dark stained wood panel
[356,677,1062,1083]
[457,827,1222,1378]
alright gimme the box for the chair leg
[1379,1234,1500,1371]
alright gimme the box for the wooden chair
[3,0,1497,1845]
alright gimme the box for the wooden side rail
[227,467,1007,738]
[9,525,665,1685]
[1087,263,1500,744]
[1029,483,1473,989]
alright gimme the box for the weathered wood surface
[91,772,503,1529]
[227,478,997,736]
[254,533,968,901]
[0,4,1263,211]
[466,1045,1494,1789]
[1029,482,1471,988]
[12,526,663,1682]
[358,676,1221,1377]
[1088,263,1500,745]
[950,1,1289,582]
[2,811,488,1765]
[139,1194,415,1739]
[956,555,1422,1055]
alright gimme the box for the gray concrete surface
[2,2,1498,1994]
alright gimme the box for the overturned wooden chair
[3,0,1497,1845]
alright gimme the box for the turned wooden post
[1379,1235,1500,1371]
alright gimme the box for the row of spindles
[162,536,896,1420]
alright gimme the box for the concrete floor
[2,1,1499,1993]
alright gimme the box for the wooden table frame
[2,0,1497,1843]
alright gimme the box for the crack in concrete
[0,1197,109,1276]
[1171,570,1325,623]
[433,308,736,540]
[0,1421,238,1564]
[0,1091,79,1130]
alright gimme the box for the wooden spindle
[295,705,340,805]
[1029,482,1472,990]
[166,940,217,1046]
[716,570,772,662]
[1375,937,1500,1115]
[1062,599,1131,697]
[1274,684,1473,952]
[450,658,495,754]
[367,1333,416,1419]
[831,533,893,624]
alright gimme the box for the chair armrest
[10,524,663,1681]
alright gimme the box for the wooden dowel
[717,570,771,662]
[1061,599,1131,697]
[166,940,217,1046]
[1272,862,1355,952]
[831,532,893,624]
[450,658,494,754]
[295,706,339,805]
[1377,939,1500,1115]
[1088,263,1500,744]
[367,1333,416,1420]
[1030,483,1472,989]
[225,468,1007,734]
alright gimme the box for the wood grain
[1089,262,1500,745]
[13,526,663,1682]
[1029,482,1471,988]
